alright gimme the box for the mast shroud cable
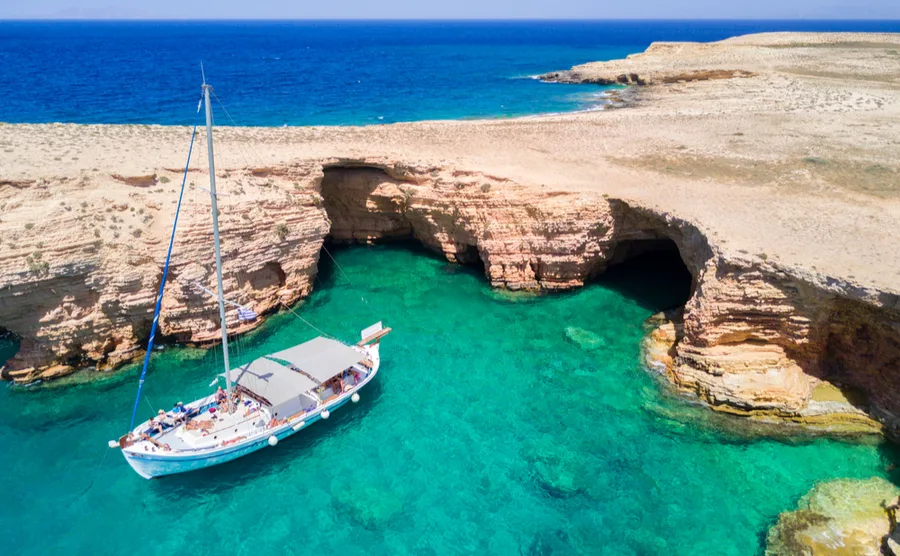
[127,122,199,430]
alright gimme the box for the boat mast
[202,72,233,407]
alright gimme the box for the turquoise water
[1,245,896,555]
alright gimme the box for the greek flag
[238,307,258,321]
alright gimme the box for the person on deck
[148,416,163,435]
[157,409,175,429]
[267,413,280,429]
[172,402,191,424]
[216,387,230,411]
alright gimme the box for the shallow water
[1,245,897,555]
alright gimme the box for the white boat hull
[122,343,380,479]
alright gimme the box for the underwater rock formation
[765,477,900,556]
[564,327,606,352]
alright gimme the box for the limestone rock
[0,162,329,379]
[642,310,682,375]
[1,157,899,445]
[766,477,900,556]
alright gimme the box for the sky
[1,0,898,20]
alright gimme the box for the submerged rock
[523,437,589,498]
[331,483,404,530]
[524,528,577,556]
[766,477,900,556]
[564,327,605,352]
[483,288,541,303]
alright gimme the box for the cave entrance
[0,328,20,375]
[596,238,693,312]
[320,166,414,244]
[319,166,486,277]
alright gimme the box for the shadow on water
[0,330,19,369]
[323,239,485,275]
[320,239,488,293]
[880,442,900,485]
[322,238,691,315]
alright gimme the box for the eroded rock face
[319,165,707,291]
[319,163,900,436]
[1,159,899,441]
[0,164,329,382]
[765,477,900,556]
[667,255,899,435]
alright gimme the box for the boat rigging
[112,71,390,479]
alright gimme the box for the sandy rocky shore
[1,31,900,550]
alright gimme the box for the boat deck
[126,360,375,456]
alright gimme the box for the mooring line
[77,446,111,498]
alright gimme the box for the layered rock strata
[537,32,898,86]
[0,164,329,380]
[2,159,900,438]
[2,146,899,439]
[322,164,900,436]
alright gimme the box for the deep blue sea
[1,19,899,125]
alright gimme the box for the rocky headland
[1,32,899,450]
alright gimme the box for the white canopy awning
[226,358,317,417]
[224,336,365,417]
[269,336,366,383]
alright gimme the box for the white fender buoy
[351,393,360,403]
[291,420,306,432]
[321,410,331,420]
[108,440,119,449]
[268,435,278,447]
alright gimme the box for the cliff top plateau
[3,32,898,299]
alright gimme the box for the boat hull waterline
[122,344,380,479]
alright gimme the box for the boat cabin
[227,336,373,420]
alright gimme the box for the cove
[0,245,897,555]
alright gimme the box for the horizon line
[2,17,900,22]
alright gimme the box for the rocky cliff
[766,477,900,555]
[321,163,900,436]
[0,164,329,381]
[2,158,899,438]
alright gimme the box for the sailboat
[111,75,390,479]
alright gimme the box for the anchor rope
[127,115,200,431]
[77,446,111,498]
